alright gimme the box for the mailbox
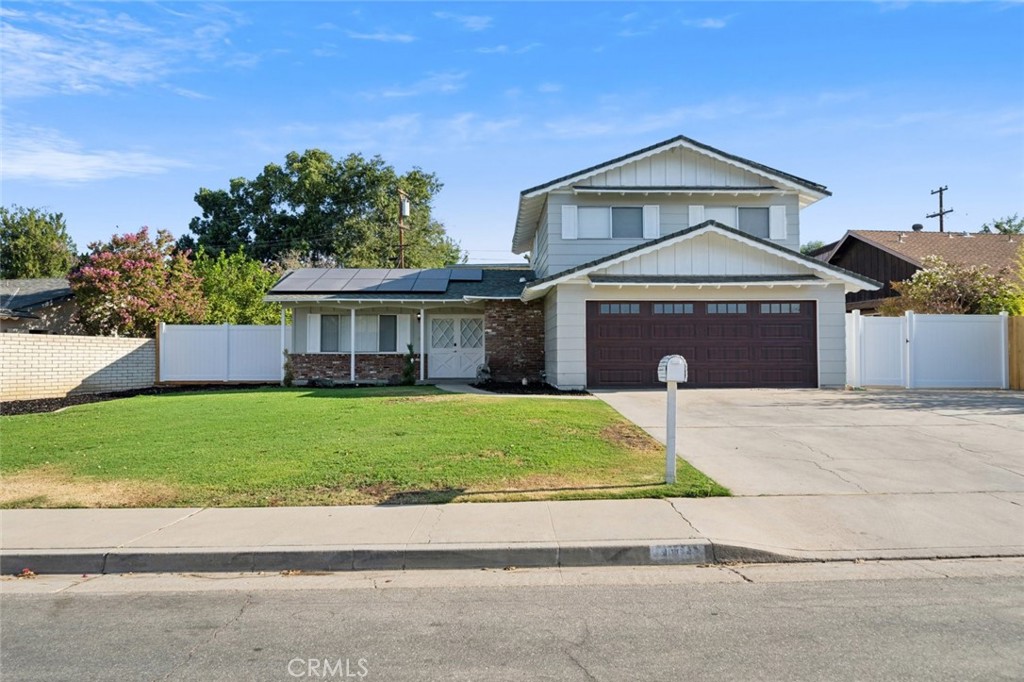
[658,355,688,383]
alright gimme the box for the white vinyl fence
[158,323,289,382]
[846,311,1009,389]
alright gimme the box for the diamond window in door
[431,319,456,348]
[460,318,484,349]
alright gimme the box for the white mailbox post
[658,355,688,484]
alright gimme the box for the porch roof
[265,267,534,304]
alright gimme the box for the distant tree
[0,205,77,278]
[195,249,282,325]
[800,240,826,256]
[878,256,1022,316]
[69,228,206,337]
[181,150,464,268]
[979,214,1024,235]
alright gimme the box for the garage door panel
[586,300,817,389]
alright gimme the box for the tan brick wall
[0,334,155,401]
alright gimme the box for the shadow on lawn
[377,483,665,506]
[295,386,442,400]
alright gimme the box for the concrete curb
[1,540,794,575]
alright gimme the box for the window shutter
[306,313,321,353]
[769,205,788,240]
[688,205,705,227]
[397,314,412,352]
[561,204,578,240]
[642,205,660,239]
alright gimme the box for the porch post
[350,307,357,382]
[419,307,426,382]
[279,306,287,385]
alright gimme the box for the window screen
[378,315,397,352]
[612,207,643,239]
[321,315,340,352]
[738,208,770,239]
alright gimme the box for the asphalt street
[3,560,1022,681]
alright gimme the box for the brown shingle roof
[847,230,1022,276]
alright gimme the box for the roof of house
[824,230,1023,275]
[513,134,831,254]
[0,278,73,319]
[265,267,534,303]
[522,220,880,298]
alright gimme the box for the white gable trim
[522,138,828,201]
[522,222,878,301]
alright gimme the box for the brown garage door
[586,300,817,388]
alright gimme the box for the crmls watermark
[287,658,370,678]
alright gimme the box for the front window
[738,208,770,239]
[378,315,397,352]
[578,207,644,239]
[321,315,340,352]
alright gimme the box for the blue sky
[2,1,1022,263]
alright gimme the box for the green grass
[0,386,728,507]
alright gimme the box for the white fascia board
[521,224,877,301]
[521,138,828,202]
[586,280,830,289]
[572,187,793,197]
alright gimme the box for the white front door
[429,316,485,379]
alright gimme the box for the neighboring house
[813,230,1023,313]
[0,278,82,335]
[266,135,878,389]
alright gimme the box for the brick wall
[291,353,423,385]
[0,334,155,401]
[483,300,545,383]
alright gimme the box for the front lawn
[0,386,727,507]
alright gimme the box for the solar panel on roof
[411,279,448,293]
[342,278,383,292]
[376,279,415,292]
[270,277,313,293]
[417,269,450,279]
[449,268,483,282]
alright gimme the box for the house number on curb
[658,355,689,484]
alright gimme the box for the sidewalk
[4,494,1022,575]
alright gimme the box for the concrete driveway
[595,389,1024,559]
[596,389,1024,496]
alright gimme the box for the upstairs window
[738,208,770,239]
[578,207,644,239]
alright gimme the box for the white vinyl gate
[846,311,1009,389]
[158,323,289,382]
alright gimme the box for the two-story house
[266,135,878,389]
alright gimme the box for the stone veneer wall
[483,300,545,383]
[290,353,423,385]
[0,334,155,401]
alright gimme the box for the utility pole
[397,189,410,268]
[926,186,953,233]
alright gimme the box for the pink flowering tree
[69,228,206,337]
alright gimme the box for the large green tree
[0,205,77,278]
[180,150,464,267]
[69,228,206,337]
[195,248,281,325]
[879,256,1022,316]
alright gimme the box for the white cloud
[683,16,732,30]
[538,82,562,93]
[433,12,493,31]
[362,71,468,99]
[0,5,253,99]
[477,42,540,55]
[162,84,212,100]
[2,126,187,183]
[346,30,416,43]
